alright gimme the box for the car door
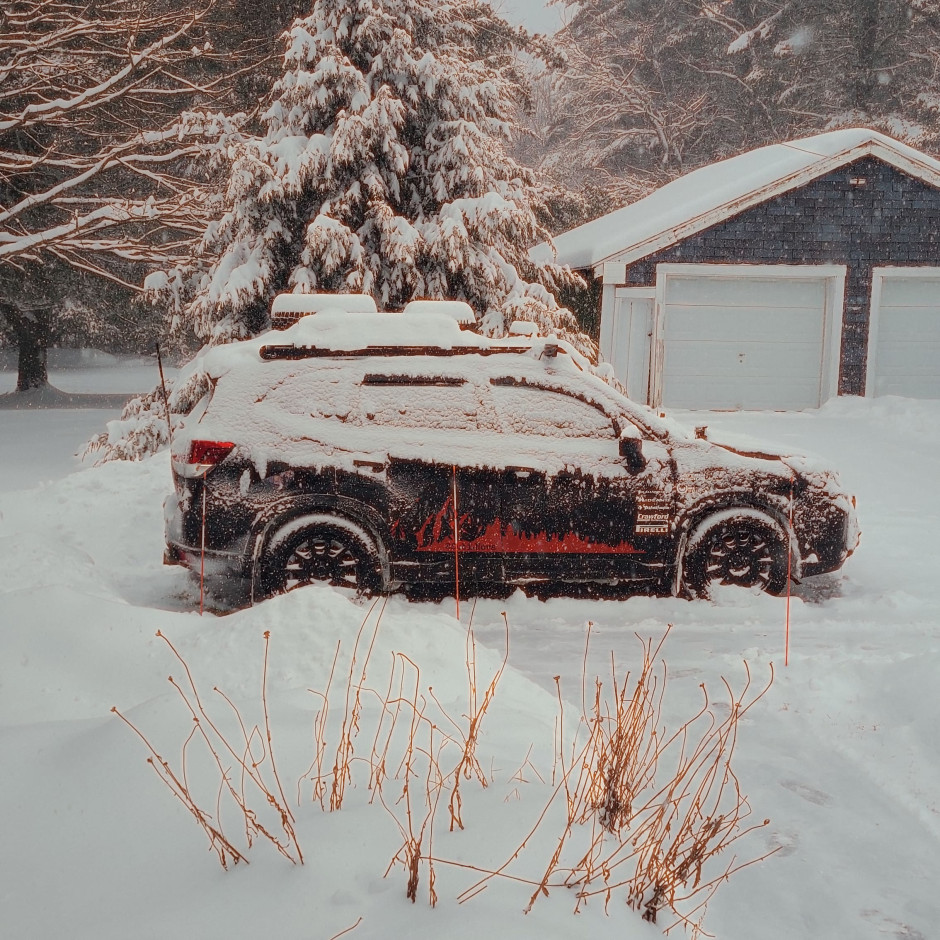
[488,379,675,583]
[358,372,504,583]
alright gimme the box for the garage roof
[536,128,940,274]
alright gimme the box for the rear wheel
[260,516,384,597]
[681,510,789,599]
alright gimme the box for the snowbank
[1,395,939,939]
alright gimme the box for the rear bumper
[163,495,251,584]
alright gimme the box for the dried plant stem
[111,706,248,869]
[331,596,386,811]
[327,917,363,940]
[378,654,443,906]
[458,626,775,931]
[115,630,302,867]
[298,638,341,807]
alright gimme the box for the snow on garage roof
[535,128,940,274]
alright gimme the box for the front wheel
[681,509,789,599]
[260,515,384,597]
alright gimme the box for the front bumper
[796,502,859,579]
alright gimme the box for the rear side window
[491,383,616,440]
[171,371,213,418]
[252,362,358,421]
[357,376,498,431]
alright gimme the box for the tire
[260,515,384,597]
[681,509,789,599]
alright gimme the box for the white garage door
[868,270,940,399]
[657,266,843,410]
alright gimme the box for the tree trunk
[16,325,49,390]
[853,0,882,111]
[0,300,51,391]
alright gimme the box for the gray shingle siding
[625,157,940,395]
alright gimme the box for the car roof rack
[258,343,549,360]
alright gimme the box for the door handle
[353,459,385,473]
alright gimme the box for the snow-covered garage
[542,128,940,409]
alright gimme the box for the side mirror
[619,434,647,473]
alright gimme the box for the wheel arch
[248,498,393,600]
[672,498,799,597]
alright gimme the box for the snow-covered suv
[164,300,859,602]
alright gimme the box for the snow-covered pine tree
[154,0,588,354]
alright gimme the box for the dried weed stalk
[300,599,509,905]
[435,608,509,831]
[376,608,509,903]
[459,625,776,933]
[113,629,302,867]
[297,597,388,810]
[378,653,444,906]
[571,656,776,931]
[330,597,387,810]
[327,917,363,940]
[117,603,772,934]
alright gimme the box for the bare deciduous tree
[0,0,239,391]
[542,0,940,214]
[542,0,747,199]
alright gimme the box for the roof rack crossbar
[258,344,541,361]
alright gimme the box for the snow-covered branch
[0,1,237,275]
[0,16,207,134]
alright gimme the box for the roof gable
[540,129,940,273]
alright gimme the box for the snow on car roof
[535,127,940,272]
[402,299,476,324]
[176,312,697,478]
[269,293,377,315]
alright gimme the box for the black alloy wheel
[683,515,788,598]
[263,522,382,596]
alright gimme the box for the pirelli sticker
[636,490,672,536]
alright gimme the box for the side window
[490,382,617,440]
[258,363,358,421]
[357,376,497,431]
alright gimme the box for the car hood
[672,425,860,554]
[690,425,849,485]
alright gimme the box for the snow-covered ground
[0,352,169,491]
[1,361,938,939]
[0,348,167,397]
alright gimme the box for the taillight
[171,440,236,479]
[189,440,236,466]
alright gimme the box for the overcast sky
[487,0,573,34]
